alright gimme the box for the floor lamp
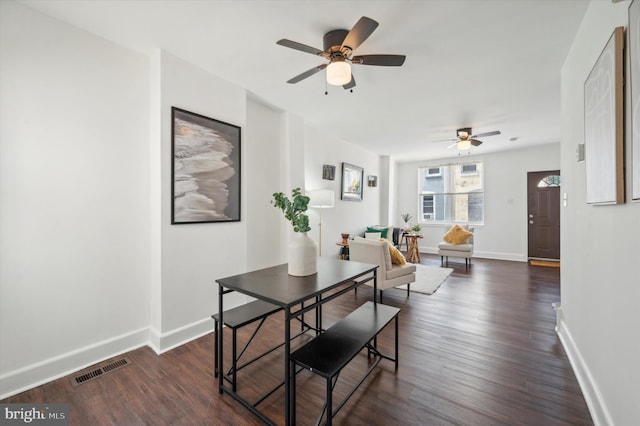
[308,189,335,257]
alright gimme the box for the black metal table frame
[216,260,378,426]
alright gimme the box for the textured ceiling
[20,0,590,161]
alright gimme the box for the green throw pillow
[367,226,388,239]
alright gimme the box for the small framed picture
[322,164,336,180]
[341,162,364,201]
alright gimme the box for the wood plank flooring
[1,255,593,425]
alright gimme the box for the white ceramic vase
[288,232,318,276]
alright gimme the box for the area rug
[396,264,453,295]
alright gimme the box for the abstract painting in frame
[171,107,241,224]
[341,162,363,201]
[630,0,640,201]
[584,26,625,205]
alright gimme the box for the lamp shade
[457,140,472,150]
[308,189,335,208]
[326,61,351,86]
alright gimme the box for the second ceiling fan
[276,16,406,90]
[437,127,502,150]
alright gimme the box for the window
[537,175,561,187]
[460,164,478,175]
[421,193,435,220]
[418,161,484,225]
[425,167,441,178]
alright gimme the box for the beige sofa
[349,237,416,302]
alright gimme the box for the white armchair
[349,237,416,302]
[438,226,474,268]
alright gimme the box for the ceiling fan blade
[286,64,327,84]
[277,39,326,57]
[433,138,459,143]
[471,130,501,138]
[470,139,483,147]
[341,16,379,52]
[343,75,356,90]
[352,54,406,66]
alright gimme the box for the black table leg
[285,307,291,425]
[218,284,224,394]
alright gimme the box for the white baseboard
[148,326,162,354]
[473,250,527,262]
[0,327,148,400]
[150,317,215,355]
[418,246,527,262]
[0,316,217,400]
[556,316,612,426]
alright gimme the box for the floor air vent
[71,357,131,386]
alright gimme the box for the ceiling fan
[276,16,406,90]
[436,127,501,150]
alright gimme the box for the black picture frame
[341,162,364,201]
[171,107,241,224]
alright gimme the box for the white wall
[245,96,286,271]
[305,127,382,257]
[395,143,560,261]
[152,51,249,351]
[0,1,150,396]
[0,2,291,397]
[559,1,640,424]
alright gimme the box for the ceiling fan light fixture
[326,60,351,86]
[457,127,471,139]
[457,140,472,150]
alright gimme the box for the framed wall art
[341,162,363,201]
[171,107,241,224]
[584,26,625,205]
[630,0,640,201]
[322,164,336,180]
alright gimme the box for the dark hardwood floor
[2,255,593,425]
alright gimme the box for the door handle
[529,214,533,219]
[529,220,534,224]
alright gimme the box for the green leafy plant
[411,223,422,232]
[272,188,311,233]
[400,213,412,223]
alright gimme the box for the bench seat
[213,300,282,391]
[290,301,400,425]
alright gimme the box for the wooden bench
[212,299,282,392]
[289,301,401,425]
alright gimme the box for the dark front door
[527,171,561,260]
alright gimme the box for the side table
[336,242,349,260]
[398,230,411,252]
[405,234,423,263]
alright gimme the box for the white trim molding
[556,316,613,426]
[150,317,214,355]
[419,245,527,262]
[0,327,148,400]
[0,316,217,399]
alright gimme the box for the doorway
[527,170,560,260]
